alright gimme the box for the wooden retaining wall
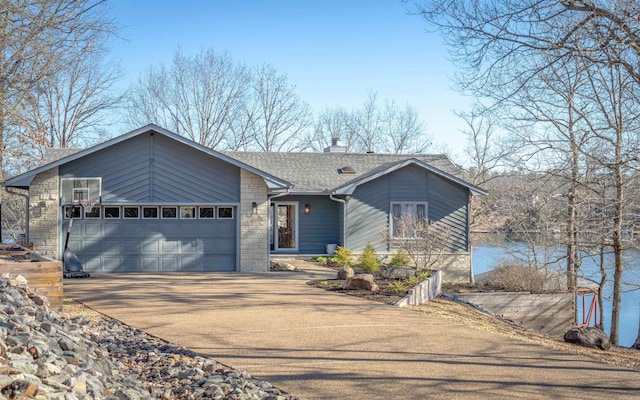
[454,292,574,336]
[0,244,63,311]
[395,270,442,307]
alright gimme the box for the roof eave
[2,124,293,191]
[331,158,488,196]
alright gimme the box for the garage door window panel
[64,206,81,219]
[143,207,159,219]
[162,207,177,219]
[199,207,215,219]
[218,207,233,219]
[104,207,120,219]
[124,207,139,219]
[180,206,196,219]
[85,207,101,219]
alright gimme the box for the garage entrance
[63,205,237,272]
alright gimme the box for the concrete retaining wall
[454,292,574,336]
[395,270,442,307]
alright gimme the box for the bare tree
[244,63,313,152]
[307,107,355,152]
[0,0,117,240]
[126,48,250,149]
[15,41,123,156]
[313,92,431,154]
[383,213,452,271]
[381,99,429,154]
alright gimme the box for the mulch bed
[307,262,517,305]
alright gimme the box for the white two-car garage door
[64,205,237,272]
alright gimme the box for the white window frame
[85,206,101,219]
[123,206,140,219]
[63,206,81,219]
[390,202,428,239]
[180,206,196,219]
[104,206,121,219]
[142,206,159,219]
[199,206,215,219]
[217,206,234,220]
[161,206,178,219]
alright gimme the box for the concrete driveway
[64,262,640,400]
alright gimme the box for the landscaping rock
[564,327,611,350]
[270,262,298,272]
[0,274,300,399]
[337,265,354,280]
[343,274,379,291]
[383,266,415,280]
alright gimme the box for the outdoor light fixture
[252,202,257,215]
[305,204,310,214]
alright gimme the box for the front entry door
[272,202,298,251]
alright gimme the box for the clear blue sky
[107,0,471,160]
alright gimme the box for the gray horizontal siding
[346,175,390,251]
[59,131,240,204]
[428,174,469,252]
[346,164,470,253]
[277,195,340,254]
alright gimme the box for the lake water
[472,240,640,347]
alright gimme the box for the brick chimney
[324,137,347,153]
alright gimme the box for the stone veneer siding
[28,168,59,260]
[239,170,269,272]
[433,253,472,283]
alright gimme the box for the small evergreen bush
[358,242,381,271]
[333,246,353,267]
[388,248,411,266]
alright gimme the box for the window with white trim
[162,206,177,219]
[63,206,81,219]
[199,207,215,219]
[143,207,158,219]
[104,207,120,219]
[85,206,101,219]
[123,206,140,219]
[180,206,196,219]
[390,202,427,238]
[218,207,233,219]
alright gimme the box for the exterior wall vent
[338,166,356,175]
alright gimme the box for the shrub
[389,281,409,292]
[405,271,432,287]
[388,248,411,266]
[333,246,353,267]
[358,242,381,271]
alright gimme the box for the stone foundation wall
[433,253,472,283]
[239,170,269,272]
[28,168,59,260]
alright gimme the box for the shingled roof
[222,151,464,194]
[25,128,482,196]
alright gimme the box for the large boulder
[337,265,354,280]
[343,274,379,291]
[383,266,415,280]
[564,327,611,350]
